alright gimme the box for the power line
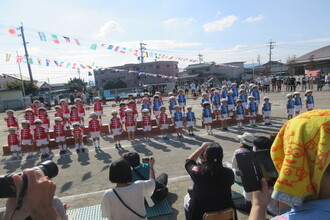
[267,40,276,74]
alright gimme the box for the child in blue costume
[251,85,260,105]
[152,95,162,117]
[221,86,228,99]
[247,96,258,127]
[168,96,177,114]
[177,89,187,112]
[200,93,209,107]
[141,98,151,114]
[235,99,245,129]
[184,106,196,136]
[172,105,184,138]
[262,97,272,125]
[220,98,229,131]
[227,91,235,117]
[202,101,213,135]
[231,83,239,100]
[293,91,302,115]
[286,94,295,120]
[212,90,221,120]
[305,90,314,111]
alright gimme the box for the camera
[142,157,150,163]
[0,160,59,198]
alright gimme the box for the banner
[51,34,60,44]
[6,53,11,62]
[38,32,47,41]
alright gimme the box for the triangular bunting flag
[51,34,60,44]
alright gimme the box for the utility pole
[17,22,33,82]
[257,54,261,66]
[155,58,158,74]
[16,51,25,97]
[267,40,276,75]
[77,68,81,79]
[198,53,203,63]
[252,59,255,81]
[139,41,147,64]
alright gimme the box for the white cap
[248,96,255,99]
[169,96,175,99]
[187,106,192,109]
[34,119,43,124]
[142,109,150,113]
[5,109,14,113]
[72,122,80,126]
[74,98,81,102]
[94,97,101,100]
[236,99,242,103]
[202,101,211,105]
[8,127,17,131]
[124,108,133,112]
[263,96,270,100]
[89,112,97,117]
[286,93,293,98]
[293,91,300,95]
[21,120,30,124]
[228,90,233,94]
[25,108,33,112]
[239,89,245,93]
[60,99,67,103]
[222,85,227,89]
[214,90,220,93]
[111,110,118,115]
[174,105,181,108]
[306,90,312,93]
[54,117,63,122]
[221,98,228,102]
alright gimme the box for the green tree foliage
[5,81,39,95]
[64,78,87,92]
[103,79,127,90]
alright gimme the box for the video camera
[0,160,58,198]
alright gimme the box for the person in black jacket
[184,142,235,220]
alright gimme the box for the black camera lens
[37,160,59,179]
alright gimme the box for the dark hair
[200,143,224,178]
[122,152,140,168]
[254,136,272,150]
[109,159,132,183]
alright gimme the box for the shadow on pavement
[3,160,22,173]
[60,181,73,193]
[94,150,112,164]
[57,154,73,169]
[77,152,90,166]
[82,171,92,181]
[147,141,171,152]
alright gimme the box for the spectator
[101,159,156,220]
[249,109,330,220]
[271,76,276,92]
[184,142,235,220]
[190,82,196,96]
[3,169,63,220]
[325,73,330,91]
[289,76,296,92]
[231,132,256,210]
[308,76,314,90]
[301,76,307,91]
[122,152,168,202]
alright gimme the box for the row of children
[6,111,103,159]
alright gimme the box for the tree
[103,79,127,90]
[305,55,318,71]
[286,55,297,75]
[5,81,39,95]
[64,78,87,92]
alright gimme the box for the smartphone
[236,149,278,192]
[236,151,262,192]
[142,157,150,163]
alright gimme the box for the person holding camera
[2,166,66,220]
[249,109,330,220]
[184,142,235,220]
[101,158,156,220]
[122,152,168,202]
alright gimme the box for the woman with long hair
[184,142,235,220]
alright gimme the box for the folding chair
[202,208,235,220]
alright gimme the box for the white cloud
[163,17,180,26]
[243,15,264,23]
[203,15,238,32]
[163,17,196,26]
[99,21,123,36]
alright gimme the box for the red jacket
[21,128,32,140]
[8,133,19,145]
[89,119,100,132]
[109,117,122,129]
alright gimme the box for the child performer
[141,98,151,115]
[55,106,64,122]
[239,89,248,109]
[124,109,137,142]
[262,97,272,125]
[72,122,85,153]
[177,89,187,112]
[152,95,162,117]
[21,120,34,157]
[212,90,221,120]
[128,100,138,117]
[143,92,151,104]
[220,98,229,131]
[75,98,85,126]
[231,83,239,100]
[155,91,164,104]
[286,94,295,120]
[119,102,127,122]
[31,100,42,117]
[4,109,19,131]
[24,108,36,130]
[305,90,314,111]
[202,101,213,135]
[70,106,80,125]
[247,96,258,127]
[221,86,228,99]
[168,96,177,114]
[60,99,70,129]
[200,93,209,107]
[109,110,123,149]
[8,127,22,159]
[251,85,260,105]
[33,119,50,159]
[93,97,103,124]
[227,91,235,117]
[235,99,245,129]
[38,107,50,132]
[142,109,152,141]
[172,105,184,138]
[157,106,169,140]
[184,106,196,136]
[293,91,302,115]
[88,112,101,150]
[53,117,67,155]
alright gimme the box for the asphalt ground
[0,88,329,219]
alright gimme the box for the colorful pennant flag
[59,62,64,67]
[114,46,119,52]
[90,44,97,50]
[63,36,70,42]
[72,63,77,69]
[107,45,114,50]
[66,63,71,68]
[133,50,139,56]
[51,34,60,44]
[7,27,17,36]
[28,58,33,64]
[80,64,86,69]
[6,53,11,62]
[74,39,80,46]
[54,61,59,66]
[16,55,22,63]
[38,58,42,65]
[46,59,50,66]
[120,48,126,54]
[38,32,47,41]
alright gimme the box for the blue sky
[1,0,330,83]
